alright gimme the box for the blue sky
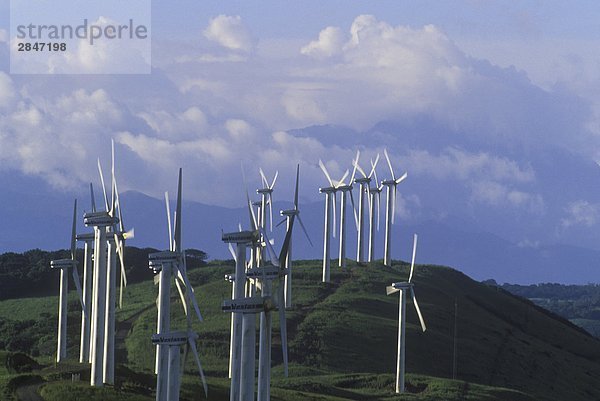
[2,1,600,260]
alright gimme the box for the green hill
[1,259,600,401]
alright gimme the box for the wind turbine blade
[386,285,400,296]
[410,287,427,332]
[294,164,300,209]
[349,190,358,230]
[110,139,115,216]
[71,199,77,260]
[408,234,418,283]
[270,170,278,189]
[228,243,237,262]
[179,253,204,322]
[98,158,109,211]
[165,192,173,251]
[113,173,124,232]
[338,169,349,186]
[189,336,209,397]
[319,160,334,187]
[396,171,408,185]
[242,165,258,231]
[174,168,183,253]
[261,228,280,267]
[369,154,380,179]
[351,150,359,182]
[90,183,96,212]
[297,215,313,247]
[259,168,269,188]
[278,283,289,377]
[384,148,395,180]
[71,265,87,317]
[175,276,189,316]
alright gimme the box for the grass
[2,260,600,400]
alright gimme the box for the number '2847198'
[17,42,67,51]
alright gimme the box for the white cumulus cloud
[203,15,255,52]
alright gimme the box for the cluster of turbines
[319,149,407,281]
[50,144,426,400]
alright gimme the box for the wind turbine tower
[150,168,204,401]
[386,234,426,393]
[278,166,312,308]
[77,183,96,364]
[381,149,408,267]
[367,156,382,262]
[319,160,348,281]
[352,151,372,264]
[50,199,86,363]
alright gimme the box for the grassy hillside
[1,259,600,400]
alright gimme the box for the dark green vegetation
[501,282,600,337]
[1,252,600,400]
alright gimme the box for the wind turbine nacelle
[368,187,382,193]
[83,211,118,227]
[245,266,280,280]
[354,177,371,184]
[280,209,298,217]
[222,296,272,314]
[151,331,188,346]
[50,259,76,269]
[381,179,397,186]
[319,187,336,194]
[256,188,272,195]
[337,185,353,191]
[222,230,259,244]
[148,251,179,273]
[390,282,413,290]
[76,232,95,242]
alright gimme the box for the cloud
[561,200,600,228]
[0,72,16,109]
[203,15,255,52]
[301,26,343,59]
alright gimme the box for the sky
[2,1,600,259]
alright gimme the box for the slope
[1,260,599,400]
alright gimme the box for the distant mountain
[1,167,600,285]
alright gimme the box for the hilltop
[0,258,599,400]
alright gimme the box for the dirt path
[15,382,44,401]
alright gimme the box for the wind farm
[3,2,600,401]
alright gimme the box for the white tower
[386,234,426,393]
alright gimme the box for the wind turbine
[50,199,86,363]
[150,168,205,401]
[258,168,278,233]
[318,160,348,281]
[221,165,298,401]
[277,166,312,308]
[386,234,426,393]
[381,149,407,266]
[353,151,372,264]
[221,220,258,401]
[335,159,358,270]
[367,156,382,262]
[84,187,118,387]
[151,329,207,401]
[77,183,96,364]
[99,141,133,385]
